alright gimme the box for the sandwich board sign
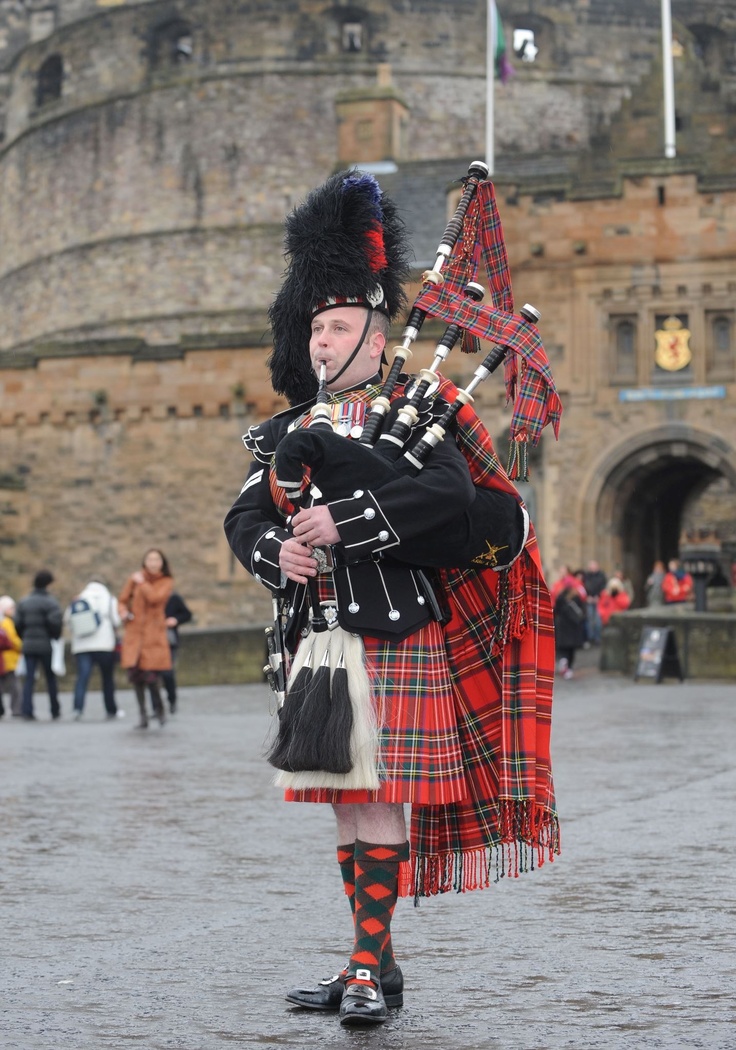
[634,626,684,683]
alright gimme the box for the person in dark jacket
[582,559,607,645]
[161,592,193,714]
[553,584,587,680]
[16,569,64,720]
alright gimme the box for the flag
[494,5,514,84]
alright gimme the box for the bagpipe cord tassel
[506,433,529,483]
[461,329,481,355]
[274,628,381,791]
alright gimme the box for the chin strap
[328,310,374,387]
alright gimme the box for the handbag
[51,638,66,676]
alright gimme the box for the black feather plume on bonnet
[267,170,412,405]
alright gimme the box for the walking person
[553,583,587,680]
[162,591,193,714]
[582,559,607,645]
[225,170,560,1025]
[118,549,174,729]
[0,595,23,718]
[15,570,64,721]
[66,579,123,720]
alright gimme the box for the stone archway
[580,424,736,603]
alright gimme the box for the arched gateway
[580,425,736,602]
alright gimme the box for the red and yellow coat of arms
[655,316,692,371]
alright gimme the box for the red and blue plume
[342,173,388,273]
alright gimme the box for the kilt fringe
[408,802,561,899]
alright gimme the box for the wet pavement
[1,659,734,1049]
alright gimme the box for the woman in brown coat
[119,549,174,728]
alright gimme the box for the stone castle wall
[2,171,735,621]
[1,0,735,620]
[0,340,280,626]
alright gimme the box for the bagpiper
[225,166,561,1026]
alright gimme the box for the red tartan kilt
[283,617,471,807]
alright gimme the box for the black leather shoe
[285,971,344,1010]
[285,964,403,1011]
[339,970,388,1027]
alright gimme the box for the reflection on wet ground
[1,669,734,1049]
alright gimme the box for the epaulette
[242,420,277,463]
[241,401,310,463]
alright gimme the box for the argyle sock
[346,839,409,988]
[337,842,398,976]
[337,844,356,916]
[337,842,357,977]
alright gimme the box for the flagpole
[661,0,676,158]
[486,0,497,174]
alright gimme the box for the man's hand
[291,506,341,547]
[279,538,319,584]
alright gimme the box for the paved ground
[1,658,734,1050]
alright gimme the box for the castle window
[609,316,638,384]
[342,22,363,52]
[36,54,63,108]
[513,12,555,67]
[513,29,538,63]
[151,19,193,67]
[713,316,731,355]
[689,24,726,74]
[706,311,734,379]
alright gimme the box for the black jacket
[582,569,607,600]
[165,592,192,647]
[16,589,63,656]
[225,383,526,644]
[553,591,586,651]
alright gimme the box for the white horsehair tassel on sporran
[271,626,380,791]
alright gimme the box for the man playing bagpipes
[224,166,562,1026]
